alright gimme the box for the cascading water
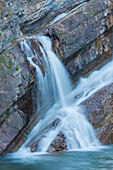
[14,35,102,156]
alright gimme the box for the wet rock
[31,145,37,152]
[29,119,61,153]
[48,145,56,153]
[48,132,67,153]
[84,83,113,145]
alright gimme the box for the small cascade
[72,61,113,106]
[17,35,102,155]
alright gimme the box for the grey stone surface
[65,30,112,78]
[0,0,87,53]
[0,109,28,154]
[84,83,113,145]
[0,44,35,116]
[45,0,113,60]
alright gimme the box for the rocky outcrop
[0,109,27,154]
[44,0,113,84]
[0,0,88,53]
[67,29,113,84]
[84,83,113,145]
[0,43,37,154]
[48,132,67,152]
[45,0,113,60]
[0,44,36,116]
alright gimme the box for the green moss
[0,55,11,72]
[0,113,4,119]
[92,0,97,3]
[9,60,14,65]
[64,36,68,39]
[77,8,83,12]
[59,30,63,36]
[0,32,2,43]
[0,63,5,74]
[7,65,11,71]
[98,40,102,54]
[72,40,94,60]
[6,113,10,118]
[4,52,10,58]
[7,103,10,107]
[5,107,11,118]
[0,107,11,119]
[11,37,17,44]
[5,75,7,79]
[16,66,19,71]
[87,9,95,16]
[0,56,5,63]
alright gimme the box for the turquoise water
[0,146,113,170]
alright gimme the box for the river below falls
[0,145,113,170]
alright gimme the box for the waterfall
[15,35,102,155]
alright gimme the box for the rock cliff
[0,0,87,53]
[0,43,37,154]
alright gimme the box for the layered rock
[0,43,37,154]
[68,29,113,84]
[44,0,113,83]
[0,109,27,154]
[0,0,88,53]
[0,44,36,116]
[84,83,113,144]
[45,0,113,60]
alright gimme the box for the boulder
[48,132,67,153]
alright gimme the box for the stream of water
[18,36,101,154]
[0,35,113,169]
[13,36,113,154]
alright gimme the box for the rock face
[0,44,36,117]
[0,109,27,154]
[45,0,113,60]
[0,43,37,154]
[0,0,87,53]
[44,0,113,83]
[64,29,112,84]
[84,83,113,145]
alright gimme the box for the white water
[12,35,113,158]
[16,35,102,155]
